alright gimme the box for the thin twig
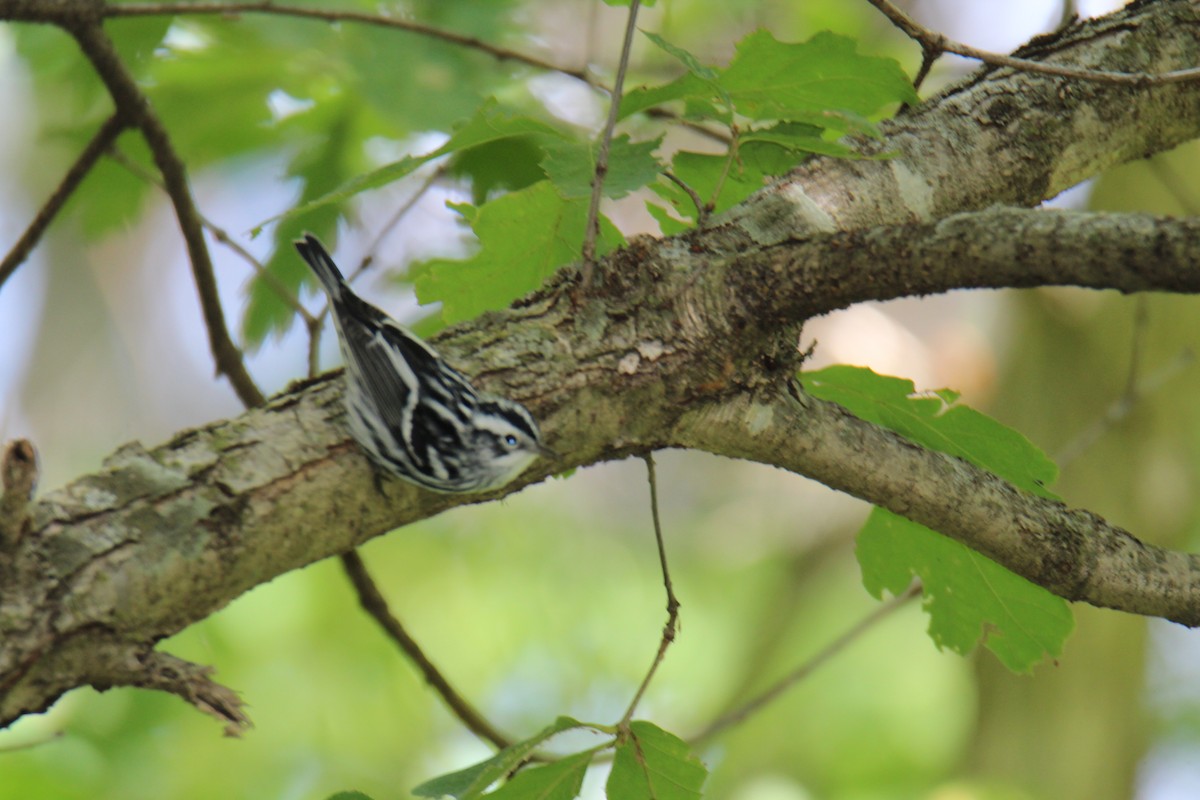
[865,0,1200,86]
[107,148,317,328]
[692,582,922,744]
[581,0,642,285]
[1055,347,1195,468]
[340,551,514,751]
[0,113,126,292]
[69,20,265,408]
[1058,0,1078,31]
[660,170,709,228]
[105,1,590,82]
[356,163,448,286]
[619,453,680,727]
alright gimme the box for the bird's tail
[294,234,347,301]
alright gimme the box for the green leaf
[740,122,858,159]
[325,793,375,800]
[619,73,714,122]
[641,31,720,83]
[644,200,691,236]
[720,30,918,124]
[242,98,362,346]
[272,99,566,225]
[622,30,915,131]
[412,181,624,323]
[606,722,706,800]
[540,135,663,199]
[484,752,592,800]
[451,136,548,205]
[414,717,586,800]
[65,130,152,237]
[800,365,1072,671]
[801,365,1057,496]
[858,508,1075,672]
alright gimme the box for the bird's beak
[538,443,561,461]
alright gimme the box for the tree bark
[4,0,1200,731]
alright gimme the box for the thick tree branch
[676,391,1200,626]
[5,0,1200,733]
[713,0,1200,245]
[6,205,1200,729]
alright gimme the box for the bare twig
[692,582,922,744]
[581,0,642,285]
[660,170,709,228]
[0,114,126,292]
[1055,347,1195,468]
[619,453,680,726]
[105,1,590,83]
[107,148,316,328]
[356,163,449,286]
[69,21,265,408]
[865,0,1200,86]
[339,550,514,751]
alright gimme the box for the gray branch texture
[5,0,1200,730]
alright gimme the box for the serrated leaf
[801,365,1058,496]
[484,751,592,800]
[720,30,917,124]
[269,99,566,226]
[800,365,1071,671]
[541,135,663,199]
[411,181,624,323]
[414,717,586,800]
[622,30,914,133]
[451,136,548,205]
[662,142,801,218]
[858,508,1074,672]
[606,722,706,800]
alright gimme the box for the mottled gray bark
[4,0,1200,731]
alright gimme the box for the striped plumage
[295,234,553,493]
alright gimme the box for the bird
[294,234,555,492]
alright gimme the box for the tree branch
[675,391,1200,626]
[67,20,265,408]
[0,113,126,291]
[5,0,1200,733]
[339,551,514,750]
[865,0,1200,85]
[102,0,593,83]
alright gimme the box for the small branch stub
[0,439,38,550]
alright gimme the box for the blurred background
[4,1,1200,798]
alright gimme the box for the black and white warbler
[295,234,555,493]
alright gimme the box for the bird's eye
[504,435,518,447]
